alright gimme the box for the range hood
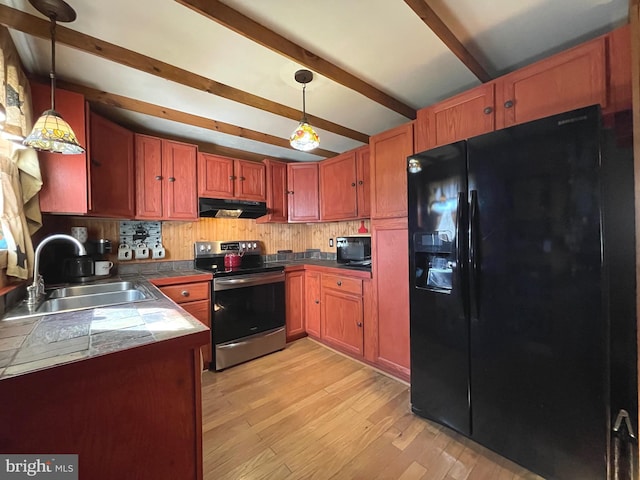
[198,198,267,219]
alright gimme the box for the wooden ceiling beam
[175,0,417,120]
[403,0,491,83]
[0,4,368,145]
[54,79,338,158]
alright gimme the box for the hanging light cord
[49,13,57,111]
[301,82,307,123]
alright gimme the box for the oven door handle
[214,271,285,291]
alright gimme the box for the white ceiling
[2,0,630,161]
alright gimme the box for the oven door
[213,271,285,369]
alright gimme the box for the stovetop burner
[193,240,283,277]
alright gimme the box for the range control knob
[253,242,257,249]
[206,244,211,251]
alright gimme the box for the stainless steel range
[194,241,285,370]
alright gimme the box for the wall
[41,215,370,262]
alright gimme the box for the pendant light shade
[23,0,85,154]
[289,69,319,152]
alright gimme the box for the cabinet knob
[229,175,237,180]
[181,290,190,297]
[358,180,363,185]
[351,182,356,187]
[357,322,363,327]
[91,158,102,167]
[336,281,342,286]
[315,299,319,304]
[483,107,493,115]
[239,176,246,181]
[504,100,514,108]
[155,175,163,181]
[288,191,294,195]
[168,177,176,182]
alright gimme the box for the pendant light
[23,0,85,154]
[289,69,319,152]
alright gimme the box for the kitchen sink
[1,280,156,321]
[47,281,140,298]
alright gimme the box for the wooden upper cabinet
[135,135,197,220]
[605,24,632,114]
[162,140,198,220]
[198,153,266,202]
[135,135,164,219]
[370,123,413,219]
[257,159,288,223]
[417,83,496,151]
[355,145,370,218]
[497,37,607,128]
[198,153,234,199]
[31,82,88,214]
[319,151,358,221]
[287,162,319,222]
[235,159,266,201]
[89,112,134,218]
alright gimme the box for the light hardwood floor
[201,338,544,480]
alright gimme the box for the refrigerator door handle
[469,190,480,319]
[456,191,469,318]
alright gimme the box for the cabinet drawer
[160,282,210,304]
[321,274,362,296]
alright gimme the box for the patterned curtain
[0,26,42,280]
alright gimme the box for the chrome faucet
[26,234,87,305]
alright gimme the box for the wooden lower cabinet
[371,217,410,380]
[285,270,306,341]
[157,280,212,369]
[321,273,364,356]
[305,270,321,337]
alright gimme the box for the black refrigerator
[408,105,637,480]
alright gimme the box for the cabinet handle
[357,322,363,327]
[155,175,163,181]
[168,177,176,182]
[358,180,363,185]
[336,281,342,286]
[483,107,493,115]
[181,290,190,297]
[504,100,514,108]
[315,299,319,304]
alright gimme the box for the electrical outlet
[329,238,334,248]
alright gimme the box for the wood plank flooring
[201,338,544,480]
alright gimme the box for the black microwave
[336,235,371,265]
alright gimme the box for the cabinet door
[135,134,164,219]
[257,159,288,223]
[31,83,88,214]
[321,287,363,357]
[370,123,413,219]
[235,160,266,201]
[372,218,410,378]
[180,299,212,369]
[319,151,358,221]
[287,163,319,222]
[285,271,306,341]
[606,25,632,114]
[305,271,321,338]
[89,112,135,218]
[356,145,370,218]
[198,153,234,199]
[162,140,198,220]
[499,38,606,128]
[422,83,495,150]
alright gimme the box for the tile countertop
[0,273,211,380]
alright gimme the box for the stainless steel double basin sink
[2,280,156,321]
